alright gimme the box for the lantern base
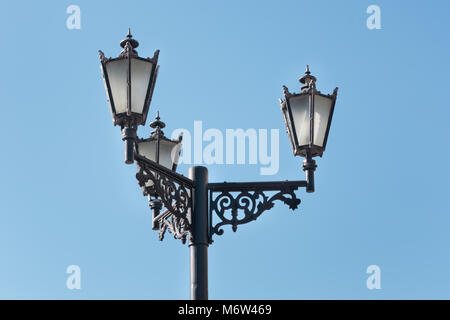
[302,156,317,193]
[122,127,137,164]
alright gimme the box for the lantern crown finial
[150,111,166,129]
[305,65,311,75]
[120,28,139,53]
[299,65,317,90]
[150,112,166,138]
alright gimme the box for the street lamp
[99,28,159,164]
[280,65,338,192]
[98,31,338,300]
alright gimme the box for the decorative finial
[120,28,139,54]
[305,65,311,75]
[299,64,317,90]
[150,111,166,130]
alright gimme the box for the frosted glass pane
[138,139,157,162]
[313,95,333,147]
[131,58,153,115]
[290,95,310,146]
[281,102,295,151]
[137,139,182,187]
[158,140,179,169]
[105,59,128,114]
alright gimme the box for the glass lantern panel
[281,101,296,152]
[158,139,181,169]
[131,58,153,115]
[313,94,333,147]
[289,95,310,146]
[105,59,128,114]
[137,139,182,188]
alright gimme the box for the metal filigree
[209,181,305,239]
[154,209,190,244]
[137,168,191,219]
[135,154,194,243]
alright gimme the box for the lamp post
[99,31,338,300]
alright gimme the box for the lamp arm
[208,180,307,242]
[135,153,194,187]
[135,154,315,244]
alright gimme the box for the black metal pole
[189,166,209,300]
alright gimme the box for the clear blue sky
[0,0,449,299]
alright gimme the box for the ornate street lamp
[99,31,338,300]
[99,29,159,164]
[280,66,338,193]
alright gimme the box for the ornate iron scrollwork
[135,154,194,243]
[154,209,190,244]
[209,181,306,239]
[135,154,307,244]
[137,167,191,219]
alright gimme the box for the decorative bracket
[135,153,194,243]
[208,180,306,242]
[153,208,191,244]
